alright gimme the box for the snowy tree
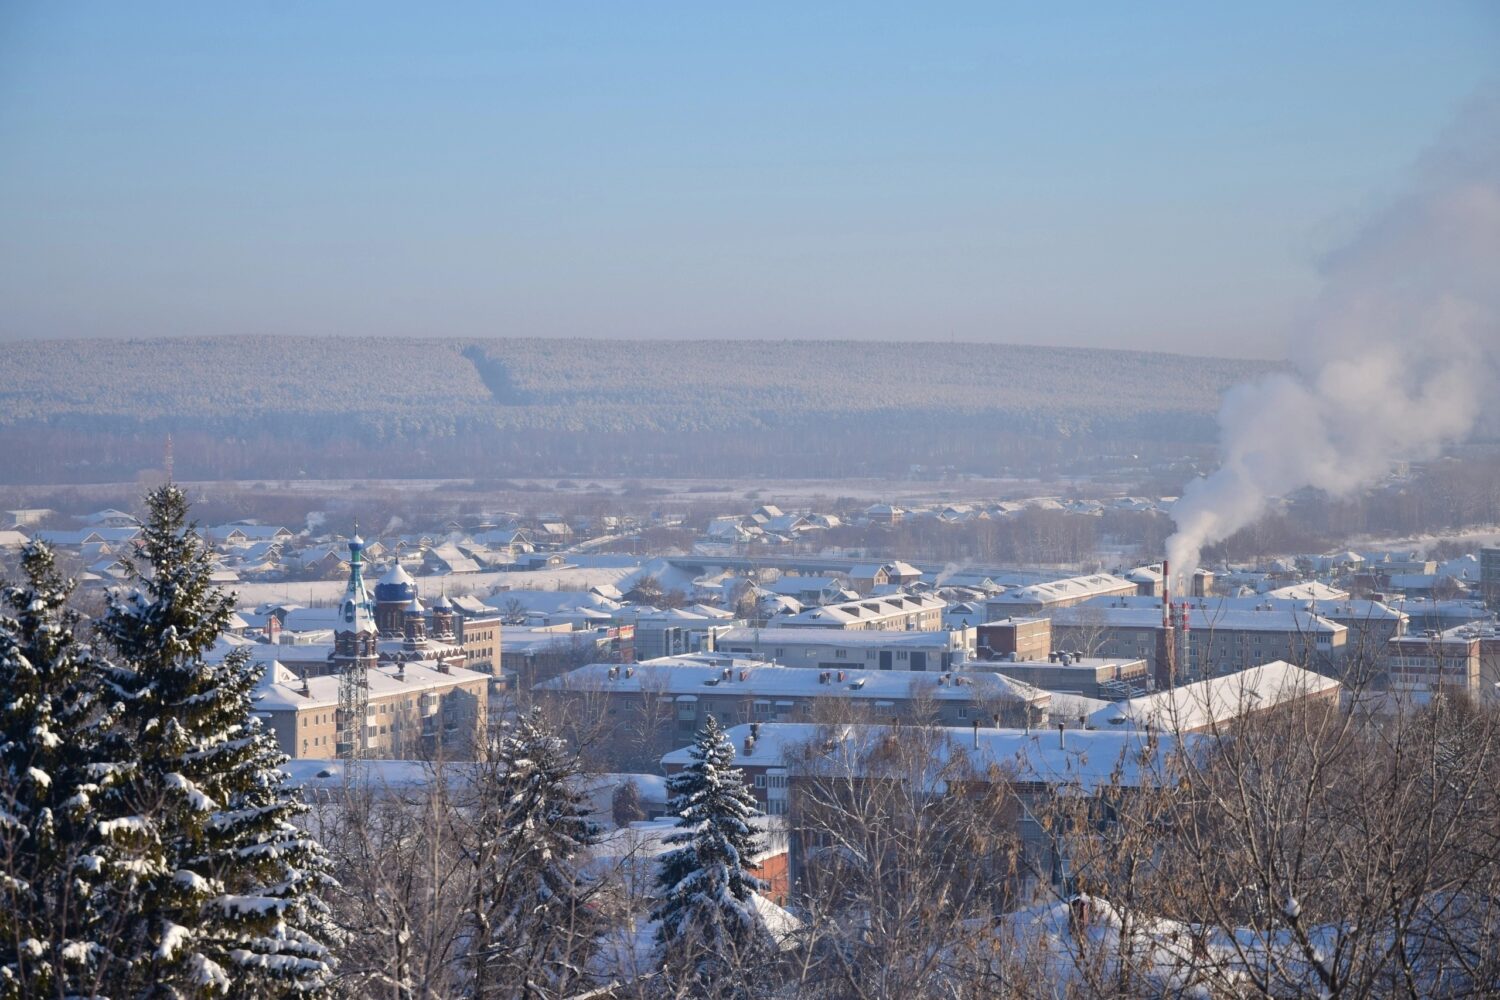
[651,716,767,982]
[460,708,600,1000]
[611,778,646,828]
[95,485,336,997]
[0,542,123,998]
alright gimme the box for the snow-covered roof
[1264,581,1350,601]
[663,722,1202,792]
[1080,594,1407,623]
[1052,604,1347,635]
[715,626,965,650]
[988,574,1135,607]
[540,657,1049,705]
[252,659,489,711]
[1088,661,1340,732]
[777,593,945,627]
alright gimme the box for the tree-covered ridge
[0,336,1275,428]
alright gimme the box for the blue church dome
[375,562,418,603]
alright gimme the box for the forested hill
[0,337,1278,483]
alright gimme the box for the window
[897,651,909,661]
[753,774,767,788]
[834,649,847,659]
[958,707,970,720]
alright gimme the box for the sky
[0,3,1494,358]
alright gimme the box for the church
[253,535,491,760]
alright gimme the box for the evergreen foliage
[611,779,646,829]
[96,485,335,997]
[0,542,122,998]
[651,716,767,967]
[465,708,599,999]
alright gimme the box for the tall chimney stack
[1161,558,1171,628]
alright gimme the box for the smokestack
[1161,558,1171,628]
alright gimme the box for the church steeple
[335,534,377,659]
[402,596,428,650]
[334,532,376,760]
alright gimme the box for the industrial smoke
[1167,92,1500,587]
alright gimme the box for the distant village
[8,498,1497,755]
[8,480,1500,988]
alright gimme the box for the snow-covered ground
[1346,524,1500,556]
[228,563,646,609]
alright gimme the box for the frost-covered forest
[0,337,1277,483]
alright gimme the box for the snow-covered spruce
[462,707,600,1000]
[0,542,123,999]
[650,715,768,975]
[94,485,337,997]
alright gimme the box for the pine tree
[0,542,123,998]
[651,716,767,975]
[96,485,335,997]
[463,708,599,999]
[611,778,646,829]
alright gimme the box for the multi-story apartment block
[255,658,490,760]
[1383,627,1483,701]
[709,625,974,672]
[1049,604,1347,681]
[454,610,502,680]
[536,655,1050,771]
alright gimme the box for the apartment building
[454,612,502,679]
[671,722,1202,899]
[1080,594,1406,666]
[1049,604,1348,681]
[1383,626,1488,701]
[254,658,490,760]
[536,655,1050,771]
[709,625,974,672]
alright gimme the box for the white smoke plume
[1167,92,1500,587]
[934,561,965,587]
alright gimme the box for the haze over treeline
[0,336,1275,484]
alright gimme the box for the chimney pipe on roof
[1058,723,1066,749]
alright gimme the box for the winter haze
[7,6,1500,999]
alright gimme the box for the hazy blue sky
[1,3,1494,357]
